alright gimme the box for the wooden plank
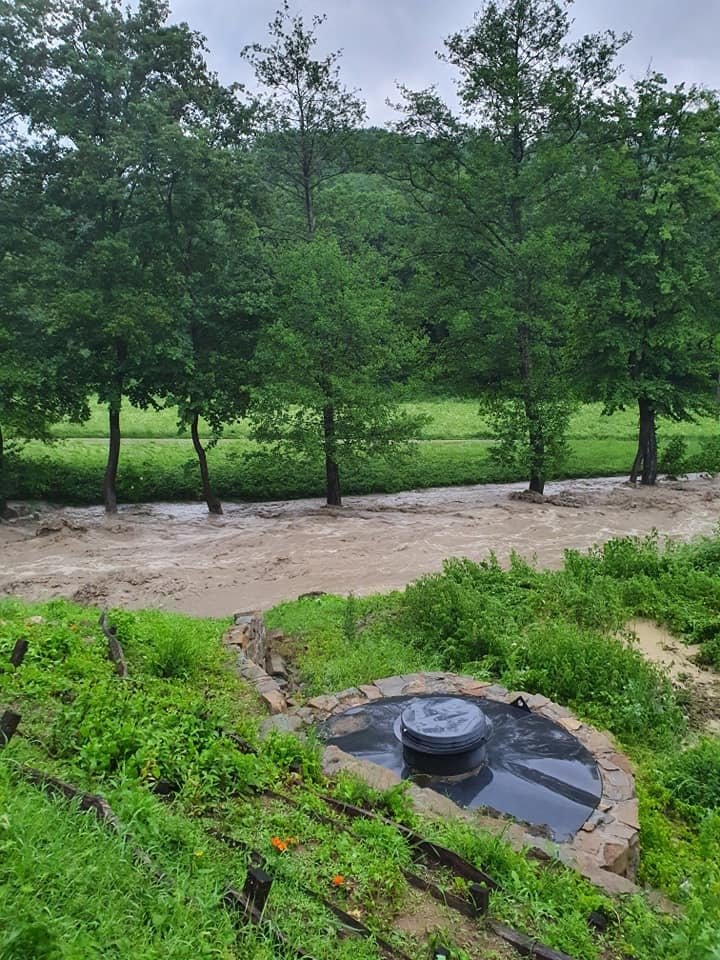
[10,638,28,667]
[210,824,411,960]
[222,886,319,960]
[403,868,483,920]
[0,710,21,747]
[488,920,579,960]
[320,794,498,889]
[16,766,163,880]
[99,610,129,678]
[224,730,257,754]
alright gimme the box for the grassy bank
[8,435,648,504]
[265,533,720,947]
[4,398,717,505]
[7,431,720,508]
[2,562,719,959]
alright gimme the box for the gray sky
[170,0,720,123]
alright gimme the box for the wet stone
[575,727,616,756]
[329,713,371,736]
[558,717,583,733]
[604,821,639,843]
[407,784,470,821]
[261,690,287,715]
[482,684,510,701]
[525,694,550,711]
[458,680,492,696]
[233,612,256,625]
[606,752,636,775]
[259,714,304,737]
[307,694,339,713]
[601,841,631,874]
[600,768,635,802]
[322,746,401,792]
[294,707,317,725]
[268,654,288,679]
[373,675,407,697]
[612,798,640,830]
[543,704,573,720]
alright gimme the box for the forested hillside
[2,0,719,514]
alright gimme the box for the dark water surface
[321,695,602,841]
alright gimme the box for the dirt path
[1,475,719,617]
[629,619,720,733]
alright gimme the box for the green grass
[265,532,720,955]
[7,433,713,505]
[5,397,716,505]
[50,398,720,442]
[2,592,719,959]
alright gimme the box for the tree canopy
[1,0,719,512]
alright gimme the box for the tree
[0,3,88,513]
[24,0,223,512]
[150,125,266,514]
[243,1,366,239]
[396,0,627,493]
[0,149,87,514]
[578,77,720,484]
[250,236,426,506]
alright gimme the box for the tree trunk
[0,421,6,517]
[323,404,342,506]
[509,110,545,496]
[190,412,223,515]
[303,177,315,236]
[103,401,121,514]
[629,397,657,485]
[518,324,546,495]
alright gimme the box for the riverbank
[2,474,719,615]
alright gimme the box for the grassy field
[50,397,720,442]
[2,533,720,958]
[6,397,719,505]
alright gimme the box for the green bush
[110,608,217,679]
[698,434,720,472]
[658,436,689,476]
[662,739,720,815]
[395,556,682,743]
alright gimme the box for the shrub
[662,739,720,815]
[658,436,688,476]
[698,434,720,473]
[109,608,220,679]
[394,554,683,744]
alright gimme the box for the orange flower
[331,874,345,887]
[271,836,288,852]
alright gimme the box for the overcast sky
[169,0,720,123]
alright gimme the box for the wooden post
[488,920,578,960]
[0,710,20,747]
[99,611,129,678]
[10,638,28,667]
[243,865,273,914]
[468,882,490,916]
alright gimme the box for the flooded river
[1,475,719,616]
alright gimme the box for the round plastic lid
[399,697,490,755]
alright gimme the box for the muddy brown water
[1,475,719,617]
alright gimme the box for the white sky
[170,0,720,123]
